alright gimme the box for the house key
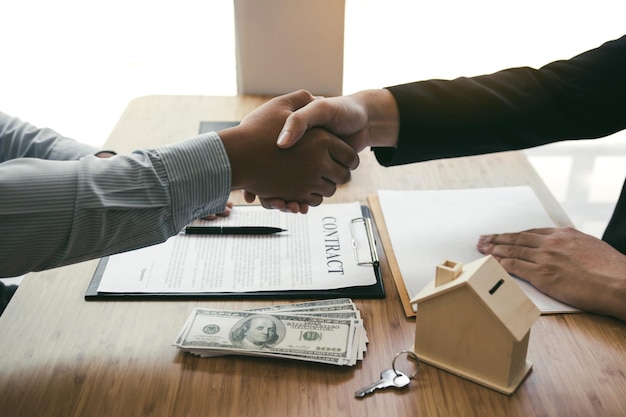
[354,368,411,398]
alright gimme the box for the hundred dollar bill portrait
[229,315,285,349]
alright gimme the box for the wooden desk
[1,95,625,417]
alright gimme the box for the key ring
[392,350,420,379]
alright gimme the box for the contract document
[88,202,383,299]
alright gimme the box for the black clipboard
[85,205,384,300]
[85,119,384,300]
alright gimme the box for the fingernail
[277,130,290,147]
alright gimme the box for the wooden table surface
[1,95,625,417]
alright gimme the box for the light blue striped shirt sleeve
[0,112,231,277]
[0,111,101,160]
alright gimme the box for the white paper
[377,187,579,314]
[97,202,376,293]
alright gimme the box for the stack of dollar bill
[173,298,367,366]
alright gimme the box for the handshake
[218,89,398,214]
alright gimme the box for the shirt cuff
[156,132,231,232]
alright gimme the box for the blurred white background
[2,0,625,239]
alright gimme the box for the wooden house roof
[410,255,540,341]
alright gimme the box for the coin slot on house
[489,278,505,295]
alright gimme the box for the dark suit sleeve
[374,35,626,166]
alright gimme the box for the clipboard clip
[350,217,379,266]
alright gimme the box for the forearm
[376,35,626,166]
[0,133,230,277]
[0,111,101,160]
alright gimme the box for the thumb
[276,112,309,149]
[276,99,333,149]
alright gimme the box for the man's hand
[477,226,626,321]
[243,89,400,213]
[276,95,370,151]
[275,89,399,151]
[219,90,359,208]
[95,151,116,158]
[200,201,233,220]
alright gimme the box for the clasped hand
[218,90,359,212]
[241,90,386,213]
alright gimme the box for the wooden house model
[410,255,540,394]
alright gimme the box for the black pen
[184,226,287,235]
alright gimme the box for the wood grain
[1,95,624,417]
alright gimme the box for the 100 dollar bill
[176,308,355,360]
